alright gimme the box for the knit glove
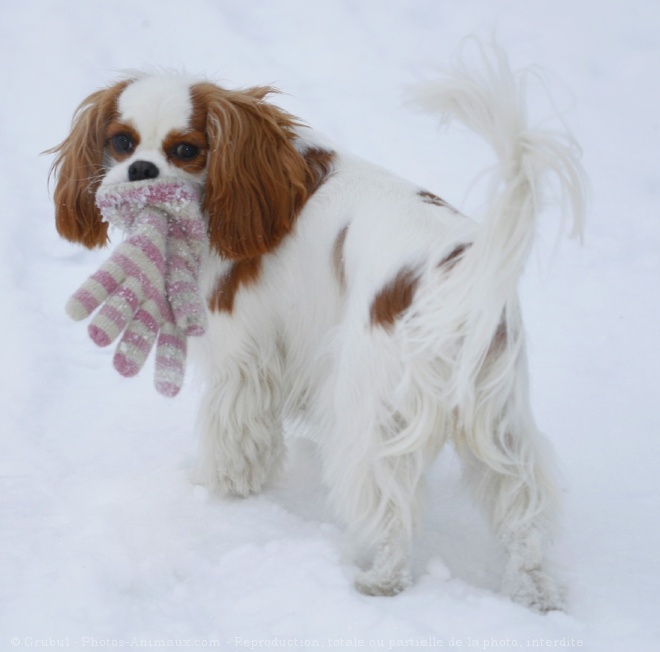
[65,179,208,397]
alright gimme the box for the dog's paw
[503,567,565,613]
[201,441,285,498]
[354,566,412,597]
[213,471,266,498]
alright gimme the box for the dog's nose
[128,161,160,182]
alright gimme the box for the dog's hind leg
[454,318,564,612]
[322,324,448,596]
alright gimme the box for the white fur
[106,46,586,611]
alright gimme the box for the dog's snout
[128,161,160,182]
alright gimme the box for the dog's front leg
[353,518,413,597]
[195,321,286,498]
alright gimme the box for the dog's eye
[111,133,134,154]
[172,143,200,161]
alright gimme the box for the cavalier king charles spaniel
[49,46,585,611]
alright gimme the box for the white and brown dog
[49,46,585,611]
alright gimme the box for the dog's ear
[192,84,313,261]
[46,80,130,248]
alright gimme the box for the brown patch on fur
[332,224,349,290]
[490,319,508,354]
[484,317,509,369]
[303,146,335,194]
[190,83,335,262]
[438,243,472,271]
[418,189,457,212]
[208,258,262,313]
[369,266,420,332]
[46,79,133,248]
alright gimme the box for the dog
[49,45,585,611]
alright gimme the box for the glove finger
[154,322,186,397]
[65,257,128,321]
[168,281,207,336]
[88,276,145,347]
[113,302,161,378]
[166,224,207,336]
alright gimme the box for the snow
[1,0,659,649]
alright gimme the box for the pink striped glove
[65,179,208,397]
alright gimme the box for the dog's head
[48,73,328,260]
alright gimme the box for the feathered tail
[409,42,587,423]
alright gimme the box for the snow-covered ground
[1,1,659,649]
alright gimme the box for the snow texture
[1,1,659,650]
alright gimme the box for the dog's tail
[409,42,586,419]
